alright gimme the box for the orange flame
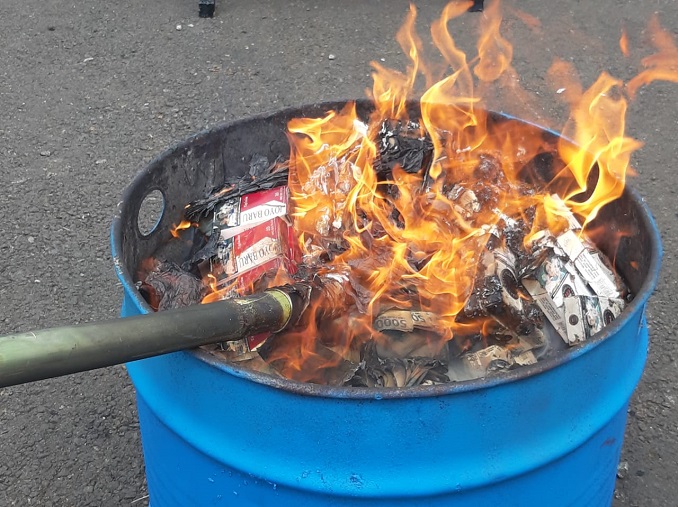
[508,6,542,32]
[627,15,678,98]
[190,1,678,379]
[474,0,513,83]
[285,1,552,361]
[620,27,630,57]
[273,0,678,375]
[170,220,194,238]
[557,73,642,226]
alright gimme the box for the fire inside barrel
[141,0,678,386]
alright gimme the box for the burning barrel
[111,100,661,506]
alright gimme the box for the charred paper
[139,261,205,311]
[376,119,434,176]
[348,340,449,388]
[464,231,536,335]
[448,345,514,382]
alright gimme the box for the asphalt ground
[0,0,676,505]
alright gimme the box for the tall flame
[206,2,678,377]
[627,15,678,98]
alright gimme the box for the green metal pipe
[0,286,308,388]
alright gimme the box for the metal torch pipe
[0,288,302,388]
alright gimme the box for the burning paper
[135,0,678,386]
[373,310,441,334]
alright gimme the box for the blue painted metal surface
[111,103,662,506]
[117,287,647,506]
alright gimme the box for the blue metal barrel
[111,102,662,506]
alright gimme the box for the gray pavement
[0,0,676,505]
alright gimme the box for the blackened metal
[517,152,557,189]
[153,225,206,268]
[249,153,284,179]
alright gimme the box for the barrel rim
[111,100,662,399]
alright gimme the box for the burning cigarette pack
[213,186,290,240]
[556,230,623,298]
[212,216,300,291]
[521,247,593,339]
[521,227,626,345]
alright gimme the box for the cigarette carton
[563,295,625,345]
[213,186,289,240]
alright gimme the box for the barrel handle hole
[137,189,165,237]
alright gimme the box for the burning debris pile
[137,0,678,387]
[140,120,629,387]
